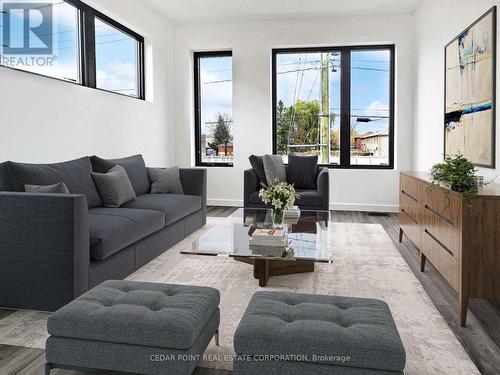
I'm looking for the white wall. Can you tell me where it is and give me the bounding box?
[414,0,500,179]
[173,14,415,211]
[0,0,174,167]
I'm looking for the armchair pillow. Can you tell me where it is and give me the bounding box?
[92,165,136,208]
[25,182,70,194]
[147,167,184,194]
[287,155,319,189]
[248,155,267,187]
[262,155,286,185]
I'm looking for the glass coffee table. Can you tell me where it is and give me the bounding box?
[181,208,332,286]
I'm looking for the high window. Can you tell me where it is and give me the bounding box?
[272,45,394,168]
[194,51,233,167]
[0,0,144,99]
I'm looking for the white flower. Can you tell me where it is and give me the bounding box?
[272,198,283,209]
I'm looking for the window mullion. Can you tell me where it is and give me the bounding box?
[340,49,351,167]
[82,8,96,88]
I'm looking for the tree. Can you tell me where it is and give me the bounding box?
[276,100,336,162]
[208,113,233,156]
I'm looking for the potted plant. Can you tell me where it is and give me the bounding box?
[429,153,478,197]
[259,179,298,229]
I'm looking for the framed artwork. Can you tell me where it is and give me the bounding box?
[445,6,497,168]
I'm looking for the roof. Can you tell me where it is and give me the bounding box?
[355,131,389,139]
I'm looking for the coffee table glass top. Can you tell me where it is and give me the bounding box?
[181,208,333,262]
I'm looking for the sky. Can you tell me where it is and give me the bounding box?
[276,50,391,135]
[0,0,139,97]
[199,55,233,136]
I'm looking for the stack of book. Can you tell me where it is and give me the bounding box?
[284,206,301,221]
[249,228,288,247]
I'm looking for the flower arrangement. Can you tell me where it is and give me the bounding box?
[259,179,298,228]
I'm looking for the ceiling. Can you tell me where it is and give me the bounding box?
[143,0,421,24]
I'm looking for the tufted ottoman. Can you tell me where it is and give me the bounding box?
[234,291,406,375]
[45,280,220,375]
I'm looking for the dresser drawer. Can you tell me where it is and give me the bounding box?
[401,192,422,225]
[400,174,422,204]
[422,185,462,228]
[422,229,460,291]
[422,209,461,261]
[400,210,422,249]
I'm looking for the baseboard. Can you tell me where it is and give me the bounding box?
[208,199,399,213]
[330,203,399,213]
[207,199,244,207]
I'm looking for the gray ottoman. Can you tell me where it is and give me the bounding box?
[45,280,220,375]
[234,291,406,375]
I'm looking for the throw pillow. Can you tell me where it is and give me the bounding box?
[147,167,184,194]
[92,165,136,207]
[25,182,70,194]
[262,154,286,185]
[248,155,267,187]
[287,155,319,189]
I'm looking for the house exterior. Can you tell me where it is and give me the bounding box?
[354,132,389,157]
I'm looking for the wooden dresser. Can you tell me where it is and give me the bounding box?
[399,171,500,326]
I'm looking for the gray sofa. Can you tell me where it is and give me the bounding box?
[0,155,206,311]
[244,166,329,211]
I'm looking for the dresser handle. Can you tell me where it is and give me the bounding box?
[424,205,454,225]
[401,208,418,224]
[424,229,454,256]
[401,190,418,202]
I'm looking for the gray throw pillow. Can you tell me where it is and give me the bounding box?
[263,155,286,185]
[92,165,136,207]
[25,182,70,194]
[147,167,184,194]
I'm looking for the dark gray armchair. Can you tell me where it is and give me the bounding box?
[244,167,329,211]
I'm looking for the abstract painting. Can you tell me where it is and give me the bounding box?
[445,6,496,168]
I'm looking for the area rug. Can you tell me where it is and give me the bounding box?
[0,218,479,374]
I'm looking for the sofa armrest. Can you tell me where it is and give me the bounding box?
[0,192,89,311]
[179,168,207,210]
[244,169,259,207]
[317,167,330,210]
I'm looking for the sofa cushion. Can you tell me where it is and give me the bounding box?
[234,291,406,372]
[92,165,136,208]
[91,155,150,196]
[123,194,202,226]
[88,207,165,260]
[25,182,70,194]
[287,155,318,189]
[8,157,102,208]
[47,280,220,350]
[0,162,15,191]
[249,189,322,207]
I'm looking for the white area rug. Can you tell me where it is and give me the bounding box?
[0,218,479,374]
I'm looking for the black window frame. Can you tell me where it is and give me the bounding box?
[272,44,395,169]
[193,50,233,167]
[0,0,145,100]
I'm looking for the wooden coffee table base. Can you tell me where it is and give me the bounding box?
[233,257,315,287]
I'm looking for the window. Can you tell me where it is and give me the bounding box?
[0,1,80,82]
[0,0,144,99]
[272,45,394,168]
[95,17,141,98]
[194,51,233,167]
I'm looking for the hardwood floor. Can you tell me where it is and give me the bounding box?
[1,207,499,374]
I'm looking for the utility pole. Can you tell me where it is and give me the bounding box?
[320,53,329,164]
